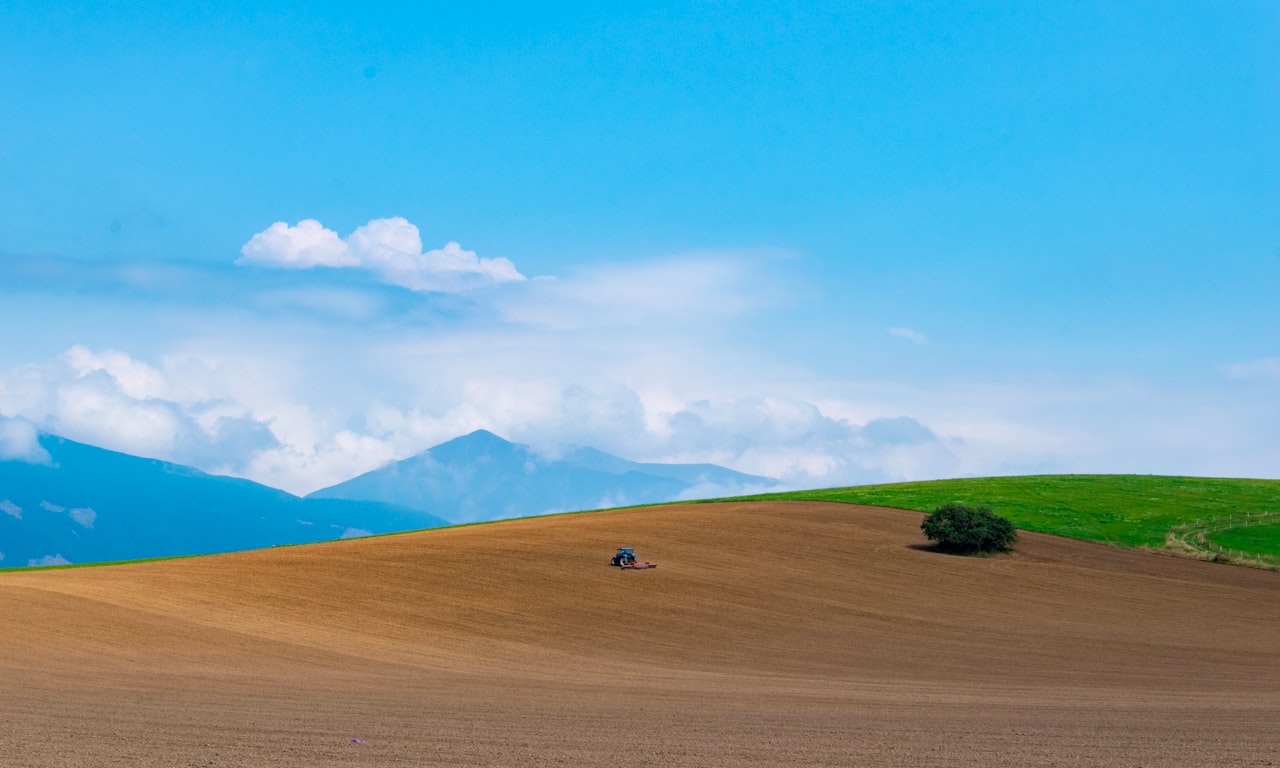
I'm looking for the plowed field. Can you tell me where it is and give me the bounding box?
[3,502,1278,767]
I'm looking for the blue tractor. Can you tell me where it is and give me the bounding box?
[610,547,656,569]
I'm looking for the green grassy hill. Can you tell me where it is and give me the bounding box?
[731,475,1280,564]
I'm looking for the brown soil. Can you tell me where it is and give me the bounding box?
[2,501,1278,767]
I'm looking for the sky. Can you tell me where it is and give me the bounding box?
[1,0,1277,495]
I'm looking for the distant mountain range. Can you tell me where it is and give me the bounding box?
[308,429,779,523]
[1,430,778,566]
[0,435,447,567]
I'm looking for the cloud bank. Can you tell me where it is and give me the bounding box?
[5,228,1276,496]
[0,339,964,495]
[239,217,525,293]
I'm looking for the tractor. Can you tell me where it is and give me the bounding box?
[610,547,656,569]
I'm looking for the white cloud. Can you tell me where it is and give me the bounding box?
[4,346,324,490]
[39,500,65,513]
[2,334,969,493]
[6,234,1277,501]
[238,219,357,268]
[51,371,188,458]
[62,345,167,400]
[5,333,1278,498]
[0,301,1071,495]
[888,327,927,345]
[632,397,959,487]
[242,427,398,500]
[0,416,51,464]
[69,507,97,528]
[239,217,525,293]
[28,554,71,567]
[0,500,21,519]
[352,383,961,491]
[346,217,423,263]
[2,346,298,470]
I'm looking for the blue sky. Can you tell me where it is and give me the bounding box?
[2,1,1277,493]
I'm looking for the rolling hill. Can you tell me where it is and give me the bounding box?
[749,474,1280,564]
[2,500,1277,766]
[0,434,449,566]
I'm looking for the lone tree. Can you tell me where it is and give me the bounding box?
[921,502,1017,554]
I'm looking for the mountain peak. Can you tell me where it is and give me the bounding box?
[432,429,511,448]
[460,429,507,443]
[426,429,520,465]
[311,431,781,524]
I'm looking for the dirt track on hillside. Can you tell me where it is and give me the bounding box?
[3,501,1278,767]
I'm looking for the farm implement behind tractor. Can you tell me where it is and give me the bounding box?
[610,547,657,570]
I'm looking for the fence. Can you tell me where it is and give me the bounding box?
[1166,511,1280,568]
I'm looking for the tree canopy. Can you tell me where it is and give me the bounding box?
[921,502,1017,554]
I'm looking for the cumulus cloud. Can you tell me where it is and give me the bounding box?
[39,500,65,513]
[9,358,188,460]
[28,554,71,567]
[0,416,51,464]
[243,427,398,499]
[0,344,404,493]
[239,217,525,293]
[888,327,927,345]
[1,500,21,519]
[238,219,357,268]
[62,345,167,400]
[0,346,283,474]
[643,396,958,487]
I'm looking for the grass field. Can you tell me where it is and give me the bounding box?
[733,474,1280,558]
[1206,521,1280,561]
